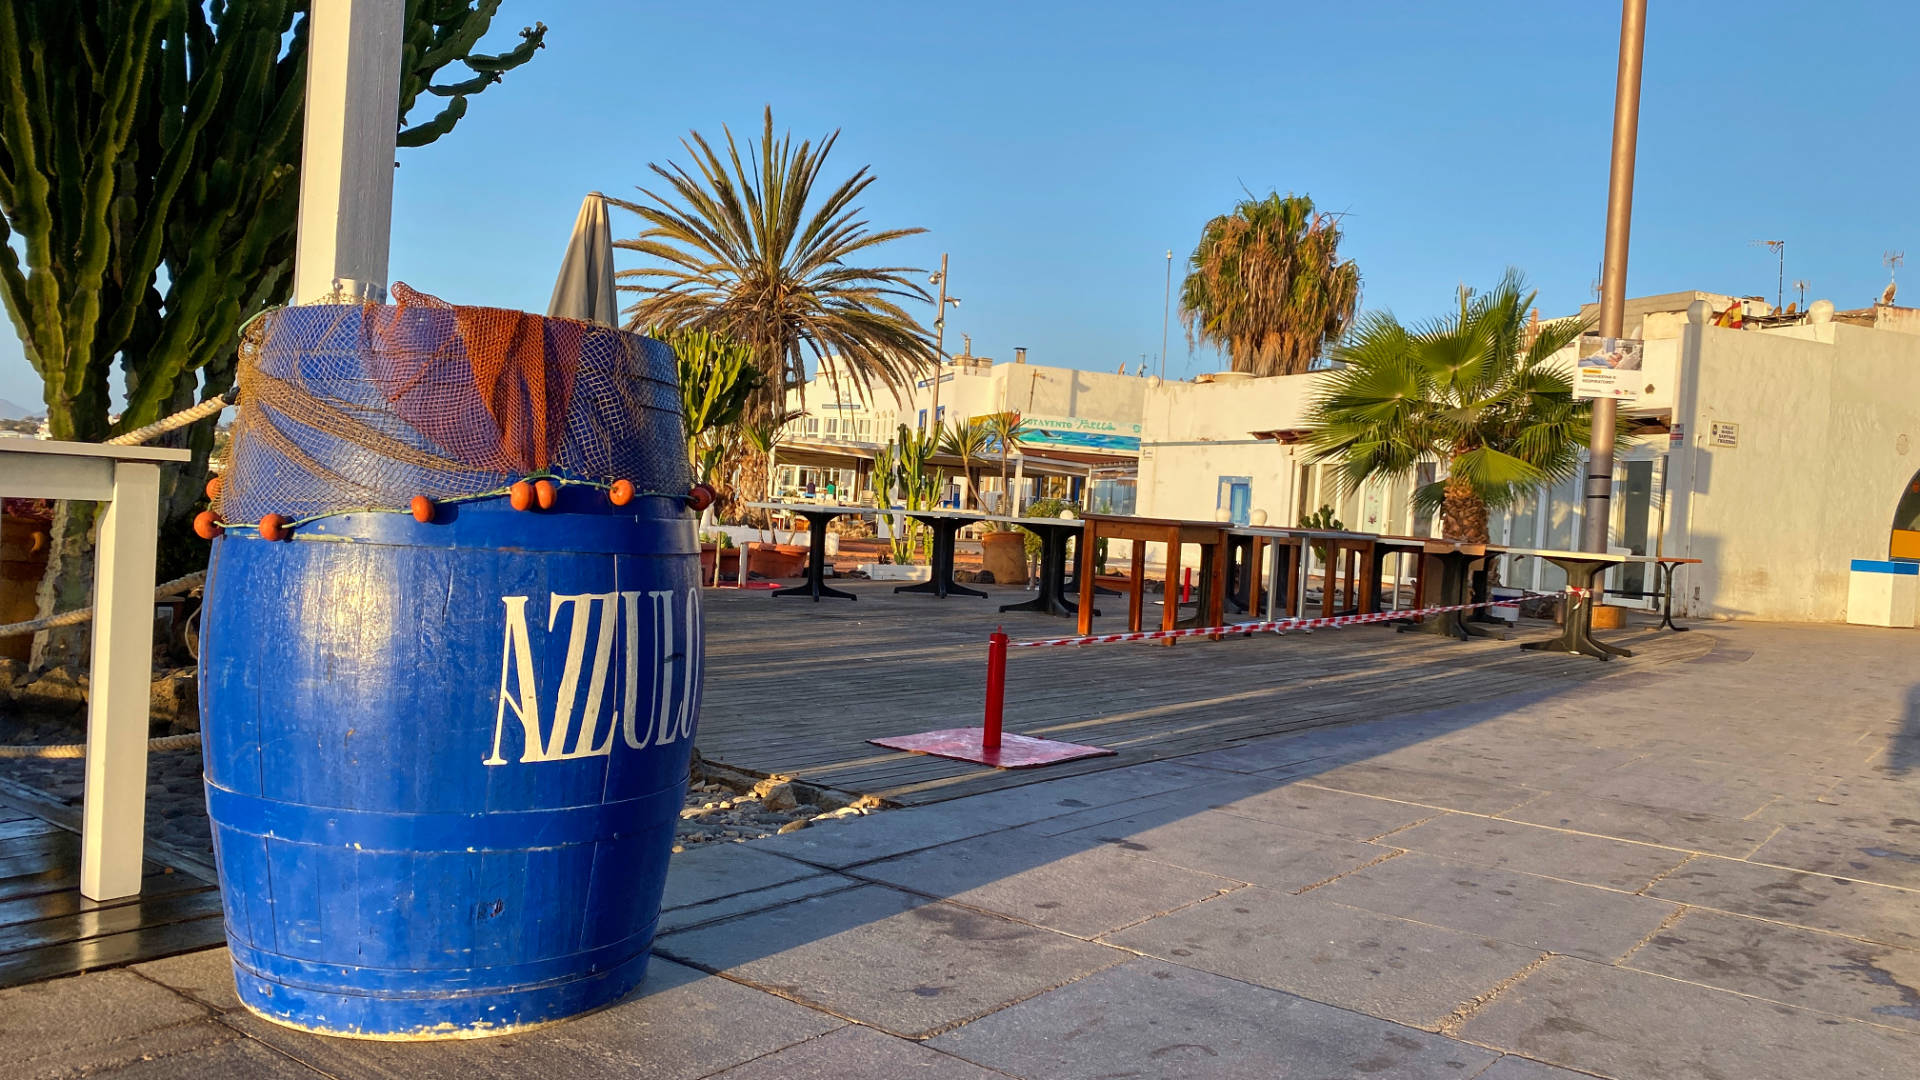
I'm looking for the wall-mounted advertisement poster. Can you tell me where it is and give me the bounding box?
[1574,335,1645,402]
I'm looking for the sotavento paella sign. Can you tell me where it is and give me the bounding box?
[1573,335,1645,402]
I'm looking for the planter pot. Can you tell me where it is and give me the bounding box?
[699,544,743,584]
[747,542,808,579]
[980,531,1027,585]
[1591,603,1628,630]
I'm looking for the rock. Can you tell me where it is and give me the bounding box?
[776,819,809,834]
[0,657,28,690]
[151,672,199,732]
[756,781,799,812]
[19,665,88,711]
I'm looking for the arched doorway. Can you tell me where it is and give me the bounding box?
[1892,468,1920,560]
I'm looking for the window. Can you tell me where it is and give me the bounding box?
[1216,476,1252,526]
[917,408,928,432]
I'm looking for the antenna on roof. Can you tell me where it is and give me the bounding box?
[1792,278,1809,309]
[1749,240,1785,310]
[1885,252,1904,307]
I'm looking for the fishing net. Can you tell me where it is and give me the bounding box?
[215,284,689,525]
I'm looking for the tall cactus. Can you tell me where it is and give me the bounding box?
[0,1,546,667]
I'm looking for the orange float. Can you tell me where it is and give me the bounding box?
[686,483,716,512]
[205,475,223,501]
[608,479,635,506]
[509,481,534,511]
[535,479,557,510]
[258,514,288,541]
[194,511,223,539]
[410,495,435,523]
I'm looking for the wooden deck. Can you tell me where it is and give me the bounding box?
[697,580,1715,804]
[0,792,223,990]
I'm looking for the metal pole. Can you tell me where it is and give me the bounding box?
[982,629,1008,751]
[1160,250,1173,380]
[1580,0,1648,554]
[930,252,949,433]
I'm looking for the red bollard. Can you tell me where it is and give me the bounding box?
[1182,567,1193,604]
[982,629,1009,752]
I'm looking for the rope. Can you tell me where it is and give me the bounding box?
[0,571,206,638]
[1007,592,1565,649]
[106,391,235,446]
[0,732,201,759]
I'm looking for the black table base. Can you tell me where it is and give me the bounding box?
[1520,561,1633,660]
[1656,561,1688,631]
[895,517,987,599]
[773,511,856,602]
[1397,552,1502,640]
[1000,524,1095,618]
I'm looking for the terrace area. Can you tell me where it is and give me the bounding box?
[3,587,1918,1079]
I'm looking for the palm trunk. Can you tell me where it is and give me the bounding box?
[1438,473,1490,544]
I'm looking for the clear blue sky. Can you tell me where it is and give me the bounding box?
[4,0,1917,410]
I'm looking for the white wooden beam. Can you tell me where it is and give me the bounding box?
[293,0,405,305]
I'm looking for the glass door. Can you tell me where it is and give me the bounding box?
[1605,456,1663,608]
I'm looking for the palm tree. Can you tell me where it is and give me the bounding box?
[982,411,1033,514]
[938,418,992,509]
[611,108,937,416]
[1303,271,1610,543]
[1180,192,1360,376]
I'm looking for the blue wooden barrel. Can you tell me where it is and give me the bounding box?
[199,304,701,1038]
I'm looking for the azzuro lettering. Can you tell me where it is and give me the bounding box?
[484,588,701,765]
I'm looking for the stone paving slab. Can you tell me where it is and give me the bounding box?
[1009,775,1278,837]
[1645,856,1920,950]
[704,1025,1008,1079]
[90,1034,328,1079]
[0,968,212,1079]
[1295,763,1540,815]
[1047,807,1385,891]
[1460,955,1920,1080]
[1748,819,1920,890]
[1499,790,1779,857]
[1566,756,1818,819]
[225,957,844,1080]
[654,883,1123,1039]
[1102,885,1541,1029]
[131,947,243,1013]
[1472,1056,1595,1079]
[1213,781,1438,841]
[660,844,828,911]
[930,957,1499,1079]
[937,760,1253,829]
[850,827,1239,938]
[752,806,1007,870]
[1308,851,1678,962]
[658,873,862,935]
[1385,812,1692,892]
[1620,908,1920,1032]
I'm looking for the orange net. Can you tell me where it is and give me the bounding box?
[217,284,688,525]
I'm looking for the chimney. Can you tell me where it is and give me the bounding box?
[1014,347,1027,364]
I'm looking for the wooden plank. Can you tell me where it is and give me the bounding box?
[0,914,227,990]
[0,888,223,955]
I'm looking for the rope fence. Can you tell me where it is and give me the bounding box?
[1004,591,1578,649]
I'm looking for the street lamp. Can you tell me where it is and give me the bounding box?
[928,254,961,431]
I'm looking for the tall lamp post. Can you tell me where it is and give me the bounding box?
[927,254,960,432]
[1160,249,1173,380]
[1581,0,1648,554]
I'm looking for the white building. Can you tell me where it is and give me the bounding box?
[775,348,1148,511]
[1135,290,1920,622]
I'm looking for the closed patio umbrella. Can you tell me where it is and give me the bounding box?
[546,191,618,326]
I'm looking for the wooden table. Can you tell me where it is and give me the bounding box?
[1653,557,1702,631]
[745,502,871,602]
[0,438,190,901]
[1504,546,1660,660]
[1232,526,1380,622]
[1391,539,1501,640]
[1078,514,1228,642]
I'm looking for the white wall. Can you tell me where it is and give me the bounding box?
[1136,374,1316,523]
[1668,305,1920,621]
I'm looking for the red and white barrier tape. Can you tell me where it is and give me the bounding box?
[1009,590,1576,649]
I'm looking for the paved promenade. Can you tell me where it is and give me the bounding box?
[5,619,1918,1078]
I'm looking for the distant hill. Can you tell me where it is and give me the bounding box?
[0,398,41,420]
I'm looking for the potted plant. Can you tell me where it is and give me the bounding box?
[978,518,1027,585]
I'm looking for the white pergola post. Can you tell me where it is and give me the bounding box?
[292,0,405,304]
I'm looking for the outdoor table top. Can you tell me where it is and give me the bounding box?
[1229,524,1381,542]
[1501,545,1659,564]
[745,501,875,516]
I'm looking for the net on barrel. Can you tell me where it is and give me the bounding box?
[216,284,689,525]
